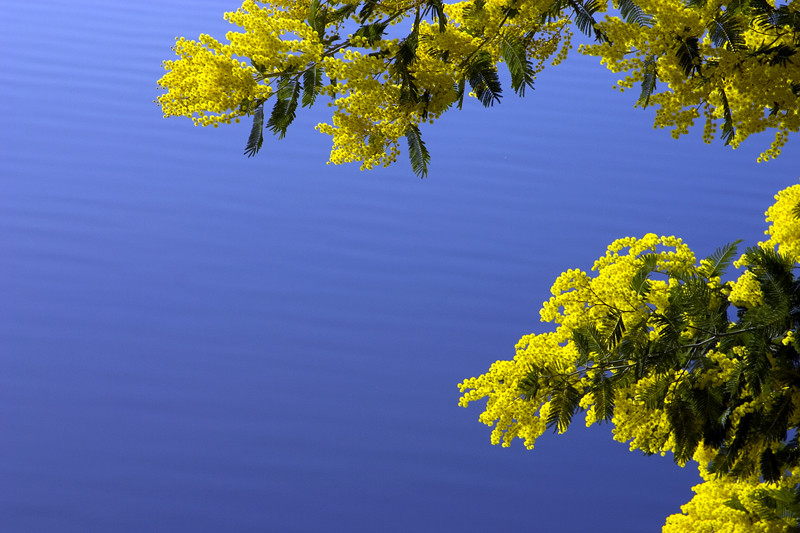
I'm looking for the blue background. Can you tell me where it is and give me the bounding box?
[1,1,797,531]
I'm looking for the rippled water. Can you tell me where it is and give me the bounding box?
[1,1,797,531]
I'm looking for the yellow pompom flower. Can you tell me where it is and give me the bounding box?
[760,182,800,262]
[728,270,764,308]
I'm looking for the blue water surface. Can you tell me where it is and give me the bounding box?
[1,1,797,532]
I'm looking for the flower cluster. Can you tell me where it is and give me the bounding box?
[760,182,800,261]
[157,0,570,170]
[460,184,800,532]
[579,0,799,161]
[664,449,800,533]
[460,233,698,453]
[728,269,765,307]
[157,35,271,127]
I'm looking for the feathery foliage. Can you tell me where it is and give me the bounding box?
[159,0,799,173]
[500,36,536,96]
[466,51,503,106]
[404,123,430,178]
[244,107,264,158]
[459,184,800,532]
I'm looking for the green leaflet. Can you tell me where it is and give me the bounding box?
[708,10,746,51]
[591,373,616,423]
[607,312,626,349]
[637,55,657,107]
[636,372,673,410]
[750,43,797,67]
[667,396,702,465]
[307,0,326,40]
[463,0,486,24]
[404,123,430,178]
[354,20,390,45]
[301,66,324,108]
[760,448,782,483]
[674,35,701,77]
[465,51,502,106]
[719,85,736,144]
[455,78,467,109]
[423,0,447,32]
[567,0,609,42]
[392,29,421,107]
[328,2,358,23]
[629,268,652,297]
[749,486,800,522]
[357,0,379,23]
[546,378,582,433]
[698,240,740,279]
[573,325,613,360]
[519,366,541,401]
[243,107,264,158]
[267,77,301,139]
[500,36,535,96]
[617,0,652,26]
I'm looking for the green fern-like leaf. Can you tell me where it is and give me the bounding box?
[686,384,726,447]
[354,20,389,45]
[618,0,652,26]
[638,55,658,107]
[699,240,741,279]
[675,35,701,77]
[307,0,326,39]
[749,43,797,67]
[500,36,535,96]
[608,312,625,349]
[357,0,379,22]
[243,107,264,158]
[592,374,616,422]
[708,11,746,51]
[466,51,503,106]
[637,372,673,409]
[301,65,324,108]
[329,2,358,23]
[568,0,609,42]
[266,78,301,138]
[393,30,421,106]
[424,0,447,32]
[667,396,701,464]
[747,487,800,521]
[718,86,735,145]
[572,325,612,359]
[762,392,794,444]
[630,268,652,298]
[405,123,430,178]
[519,366,541,400]
[455,77,467,109]
[547,379,582,433]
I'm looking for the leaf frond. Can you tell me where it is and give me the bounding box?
[699,240,741,279]
[405,123,430,178]
[718,86,735,145]
[618,0,652,26]
[501,36,536,96]
[638,55,658,107]
[675,35,701,77]
[243,107,264,158]
[465,51,503,106]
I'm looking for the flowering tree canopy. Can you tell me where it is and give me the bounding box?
[157,0,799,176]
[459,183,800,532]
